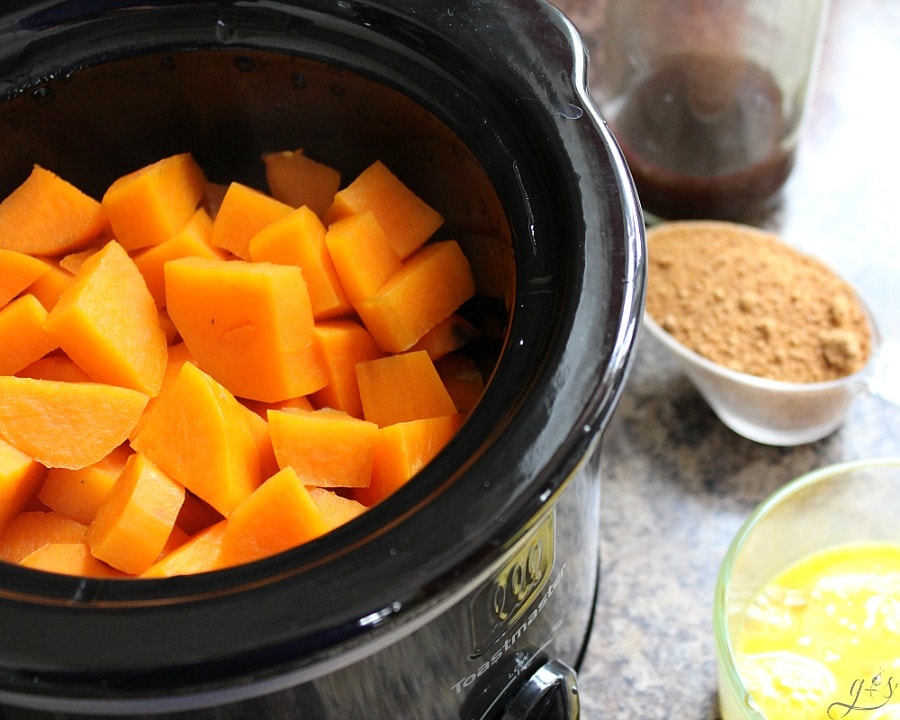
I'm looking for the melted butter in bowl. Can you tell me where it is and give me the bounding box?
[715,459,900,720]
[735,542,900,720]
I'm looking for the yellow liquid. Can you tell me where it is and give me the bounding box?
[734,542,900,720]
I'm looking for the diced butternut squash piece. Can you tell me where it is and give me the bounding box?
[0,511,88,564]
[241,395,314,418]
[175,492,223,536]
[410,313,479,361]
[268,408,378,488]
[0,437,47,534]
[324,211,401,304]
[0,249,50,309]
[101,153,207,252]
[353,413,465,506]
[210,182,293,260]
[85,452,185,575]
[165,256,326,402]
[157,308,179,345]
[0,294,59,376]
[21,491,50,513]
[58,248,97,274]
[262,149,341,218]
[128,341,196,441]
[0,376,149,470]
[161,341,195,380]
[248,205,352,319]
[309,319,384,418]
[356,350,457,427]
[308,487,367,530]
[16,353,92,383]
[43,240,168,396]
[159,524,190,558]
[0,165,108,256]
[130,362,261,517]
[140,520,227,578]
[325,160,443,259]
[239,402,279,481]
[38,444,132,526]
[26,261,72,311]
[203,181,229,218]
[20,542,124,578]
[436,353,486,414]
[355,240,475,353]
[217,466,329,567]
[132,207,225,307]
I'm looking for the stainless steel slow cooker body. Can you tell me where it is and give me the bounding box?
[0,1,645,718]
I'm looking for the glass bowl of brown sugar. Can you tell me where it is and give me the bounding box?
[643,220,881,446]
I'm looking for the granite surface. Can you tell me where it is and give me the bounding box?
[548,0,900,717]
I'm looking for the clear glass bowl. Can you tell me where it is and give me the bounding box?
[643,300,881,446]
[714,458,900,720]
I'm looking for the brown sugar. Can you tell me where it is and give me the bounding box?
[645,221,872,383]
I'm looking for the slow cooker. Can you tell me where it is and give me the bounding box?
[0,1,645,718]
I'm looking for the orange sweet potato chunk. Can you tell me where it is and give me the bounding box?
[20,542,125,578]
[325,211,401,305]
[248,205,352,319]
[26,261,72,311]
[130,362,261,517]
[165,256,326,402]
[0,511,88,564]
[325,160,443,259]
[356,350,458,427]
[132,207,225,307]
[353,413,465,506]
[175,492,223,536]
[38,444,132,526]
[262,149,341,218]
[0,294,59,376]
[242,394,314,419]
[58,248,97,275]
[43,240,168,396]
[210,182,293,260]
[0,165,108,256]
[16,353,92,383]
[86,452,185,575]
[355,240,475,353]
[268,408,378,488]
[159,524,190,558]
[140,520,227,578]
[309,319,384,418]
[308,487,367,530]
[204,181,229,219]
[101,152,207,252]
[0,437,47,534]
[436,353,485,414]
[410,313,479,361]
[238,402,279,481]
[0,249,50,309]
[0,376,149,470]
[217,466,330,567]
[128,342,196,441]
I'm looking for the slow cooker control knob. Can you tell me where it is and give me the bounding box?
[500,658,580,720]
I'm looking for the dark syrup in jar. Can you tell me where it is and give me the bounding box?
[610,52,794,221]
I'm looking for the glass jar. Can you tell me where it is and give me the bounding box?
[593,0,830,222]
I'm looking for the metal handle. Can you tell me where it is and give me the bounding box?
[500,658,580,720]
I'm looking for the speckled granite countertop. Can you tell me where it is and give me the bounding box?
[549,0,900,716]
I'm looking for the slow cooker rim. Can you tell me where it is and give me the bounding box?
[0,0,645,704]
